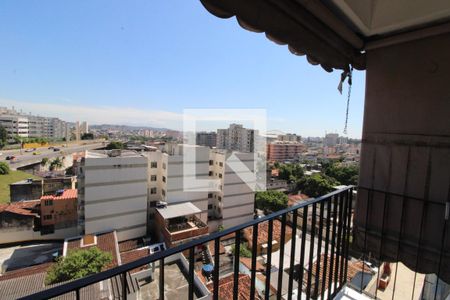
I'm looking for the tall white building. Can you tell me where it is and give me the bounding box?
[80,121,89,135]
[148,144,255,232]
[0,115,29,142]
[78,150,148,242]
[324,133,339,147]
[216,124,257,153]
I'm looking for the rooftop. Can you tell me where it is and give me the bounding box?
[40,189,77,201]
[156,202,201,220]
[206,273,262,300]
[0,200,40,217]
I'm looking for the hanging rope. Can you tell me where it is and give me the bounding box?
[343,67,353,135]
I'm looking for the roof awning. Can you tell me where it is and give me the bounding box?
[156,202,201,219]
[199,0,366,72]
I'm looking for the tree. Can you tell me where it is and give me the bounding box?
[323,163,359,185]
[0,125,7,149]
[255,190,288,213]
[278,163,304,182]
[0,162,10,175]
[81,133,94,140]
[105,141,124,150]
[49,157,63,171]
[45,247,112,285]
[41,157,49,166]
[231,242,252,258]
[296,174,336,198]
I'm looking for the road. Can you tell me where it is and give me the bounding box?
[0,142,104,169]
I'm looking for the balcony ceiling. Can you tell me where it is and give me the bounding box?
[329,0,450,37]
[199,0,450,72]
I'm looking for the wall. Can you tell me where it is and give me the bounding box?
[355,32,450,279]
[0,226,78,244]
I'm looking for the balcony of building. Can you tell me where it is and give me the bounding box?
[156,202,209,248]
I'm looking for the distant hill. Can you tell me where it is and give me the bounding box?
[90,124,173,132]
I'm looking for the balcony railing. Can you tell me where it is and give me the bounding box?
[19,187,354,300]
[20,186,445,300]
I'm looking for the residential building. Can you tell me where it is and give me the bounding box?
[40,189,78,231]
[80,121,89,135]
[0,201,39,231]
[0,114,28,142]
[196,131,217,148]
[216,124,256,153]
[324,133,339,147]
[10,176,77,202]
[278,133,301,143]
[77,150,148,241]
[207,150,256,230]
[266,141,305,162]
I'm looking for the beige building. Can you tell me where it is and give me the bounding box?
[267,141,305,162]
[77,150,148,242]
[216,123,256,153]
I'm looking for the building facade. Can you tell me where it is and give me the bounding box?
[195,131,217,148]
[77,150,148,242]
[40,189,78,230]
[266,141,305,162]
[216,124,256,153]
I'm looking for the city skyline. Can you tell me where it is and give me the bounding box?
[0,1,365,138]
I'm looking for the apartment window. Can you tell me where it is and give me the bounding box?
[209,160,213,166]
[44,200,53,206]
[209,171,213,176]
[218,196,222,201]
[208,193,213,198]
[162,162,166,170]
[151,175,157,181]
[150,201,157,208]
[150,188,157,194]
[208,204,213,209]
[44,215,52,220]
[219,173,222,178]
[162,189,166,197]
[151,162,157,168]
[219,162,223,167]
[162,176,166,183]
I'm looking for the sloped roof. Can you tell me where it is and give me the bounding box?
[41,189,77,201]
[0,200,39,217]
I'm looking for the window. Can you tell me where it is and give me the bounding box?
[151,162,157,168]
[150,188,157,194]
[208,204,213,209]
[218,196,222,201]
[208,193,213,198]
[150,201,157,207]
[162,189,166,196]
[209,171,213,176]
[219,162,223,167]
[162,176,166,183]
[219,173,222,178]
[151,175,157,181]
[209,160,213,166]
[44,200,53,206]
[44,215,52,220]
[162,162,166,170]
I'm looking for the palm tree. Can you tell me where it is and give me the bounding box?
[50,157,63,171]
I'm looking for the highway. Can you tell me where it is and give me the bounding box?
[0,142,104,169]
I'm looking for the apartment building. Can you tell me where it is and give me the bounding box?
[148,144,255,232]
[216,124,256,153]
[208,150,255,230]
[266,141,305,162]
[77,150,148,242]
[324,133,339,147]
[278,133,301,143]
[0,107,68,141]
[0,115,29,142]
[40,189,78,231]
[195,131,217,148]
[147,144,210,224]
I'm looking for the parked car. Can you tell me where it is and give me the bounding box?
[48,146,54,149]
[25,148,36,153]
[5,155,16,160]
[53,148,60,152]
[33,152,41,155]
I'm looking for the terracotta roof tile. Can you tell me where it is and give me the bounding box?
[239,257,265,272]
[0,262,53,282]
[41,189,77,201]
[207,273,262,300]
[118,239,141,253]
[0,200,40,217]
[243,219,293,248]
[120,248,150,274]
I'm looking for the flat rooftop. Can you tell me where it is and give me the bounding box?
[156,202,201,220]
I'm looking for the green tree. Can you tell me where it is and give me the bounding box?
[49,157,63,171]
[231,242,252,258]
[0,125,7,149]
[296,174,336,198]
[278,164,304,182]
[81,133,94,140]
[41,157,49,167]
[105,141,124,150]
[0,162,10,175]
[45,247,112,285]
[255,190,289,213]
[323,164,359,185]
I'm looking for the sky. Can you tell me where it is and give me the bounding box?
[0,1,366,138]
